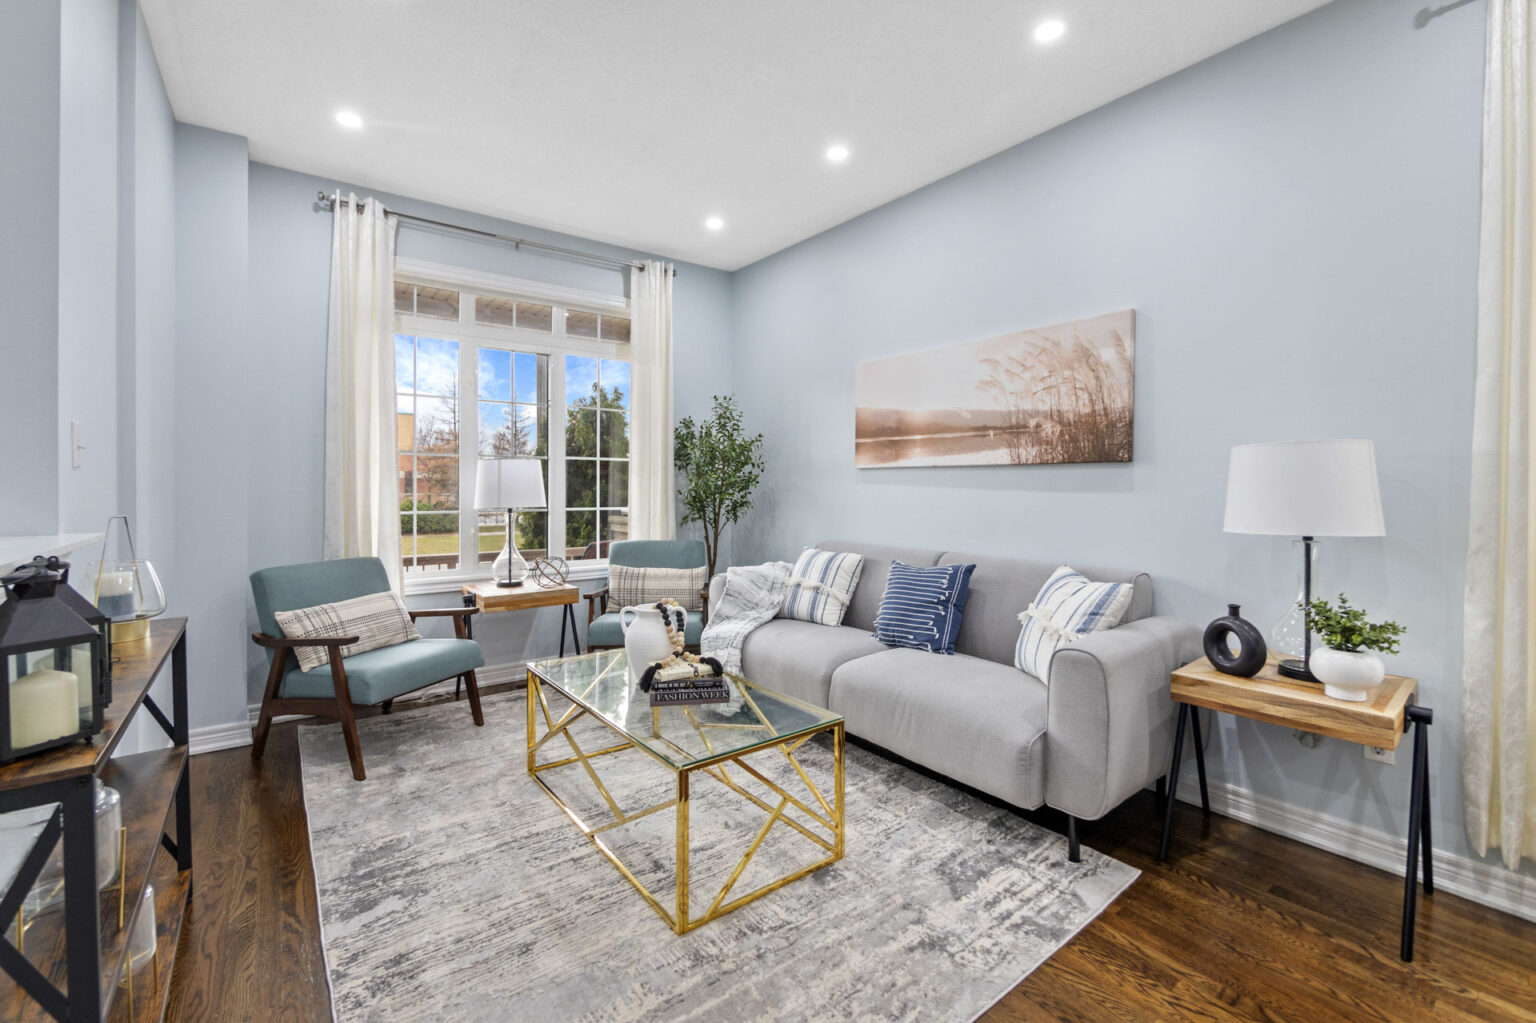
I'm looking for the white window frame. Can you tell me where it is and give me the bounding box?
[394,258,632,595]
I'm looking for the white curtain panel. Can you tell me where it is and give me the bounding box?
[1463,0,1536,870]
[323,194,403,590]
[628,259,676,539]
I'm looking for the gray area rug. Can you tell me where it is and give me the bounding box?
[298,691,1138,1023]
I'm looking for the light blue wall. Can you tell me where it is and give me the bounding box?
[174,125,252,730]
[0,1,61,535]
[731,0,1501,869]
[240,162,735,712]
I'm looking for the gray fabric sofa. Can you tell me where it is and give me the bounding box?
[709,540,1201,860]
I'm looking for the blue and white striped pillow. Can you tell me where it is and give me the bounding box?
[1014,566,1134,683]
[873,561,976,655]
[781,549,865,626]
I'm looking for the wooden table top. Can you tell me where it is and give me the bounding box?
[0,616,186,791]
[1171,654,1418,751]
[462,580,579,612]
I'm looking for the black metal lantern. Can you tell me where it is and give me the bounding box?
[0,559,105,763]
[12,556,113,707]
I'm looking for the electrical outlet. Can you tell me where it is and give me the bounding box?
[1364,745,1395,765]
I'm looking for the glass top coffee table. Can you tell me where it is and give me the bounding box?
[525,649,845,934]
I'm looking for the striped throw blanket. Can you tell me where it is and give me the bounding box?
[701,561,792,675]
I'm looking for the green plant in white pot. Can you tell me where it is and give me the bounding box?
[1304,595,1406,702]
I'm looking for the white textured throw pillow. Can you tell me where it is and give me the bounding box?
[275,591,422,672]
[610,564,707,612]
[781,549,864,626]
[1014,566,1134,683]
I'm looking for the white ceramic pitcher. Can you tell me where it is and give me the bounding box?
[619,604,685,684]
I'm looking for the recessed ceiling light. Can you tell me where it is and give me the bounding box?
[826,144,850,164]
[704,216,724,231]
[335,109,363,129]
[1033,19,1066,43]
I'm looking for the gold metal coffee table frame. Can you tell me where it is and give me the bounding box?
[525,654,845,935]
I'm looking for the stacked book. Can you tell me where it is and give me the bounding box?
[648,676,731,707]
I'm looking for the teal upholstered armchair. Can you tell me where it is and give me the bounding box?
[585,539,709,650]
[249,557,485,781]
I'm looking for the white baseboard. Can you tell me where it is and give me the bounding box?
[1173,774,1536,925]
[187,660,532,756]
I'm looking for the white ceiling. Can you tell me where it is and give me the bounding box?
[140,0,1333,271]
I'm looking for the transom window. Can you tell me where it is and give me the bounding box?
[392,266,632,581]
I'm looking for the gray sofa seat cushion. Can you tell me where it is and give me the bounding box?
[829,648,1048,809]
[816,541,944,632]
[937,551,1152,667]
[740,620,887,708]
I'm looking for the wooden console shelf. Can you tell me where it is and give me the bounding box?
[0,618,192,1023]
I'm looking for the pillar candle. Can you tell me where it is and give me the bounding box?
[10,669,79,749]
[95,571,136,620]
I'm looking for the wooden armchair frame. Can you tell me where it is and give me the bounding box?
[251,605,482,781]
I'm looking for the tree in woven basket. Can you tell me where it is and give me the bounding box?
[674,395,765,579]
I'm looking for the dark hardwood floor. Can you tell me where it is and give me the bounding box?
[165,695,1536,1022]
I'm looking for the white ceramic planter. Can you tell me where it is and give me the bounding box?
[620,605,678,685]
[1310,647,1385,702]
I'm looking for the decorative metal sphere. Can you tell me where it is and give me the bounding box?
[532,556,569,588]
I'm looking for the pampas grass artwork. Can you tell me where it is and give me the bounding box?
[854,310,1135,468]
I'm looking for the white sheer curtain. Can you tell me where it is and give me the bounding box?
[628,259,676,539]
[323,193,403,589]
[1463,0,1535,870]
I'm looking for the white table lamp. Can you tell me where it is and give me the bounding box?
[474,459,546,587]
[1223,439,1385,681]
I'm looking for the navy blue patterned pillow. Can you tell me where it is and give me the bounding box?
[873,561,977,655]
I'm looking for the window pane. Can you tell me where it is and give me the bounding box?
[600,316,631,342]
[397,453,415,498]
[514,352,547,405]
[413,456,458,508]
[478,348,512,401]
[414,397,459,453]
[475,296,516,328]
[600,460,628,508]
[476,510,505,567]
[516,405,547,457]
[601,359,631,409]
[516,302,552,332]
[396,399,413,452]
[414,286,459,320]
[395,335,414,391]
[566,459,596,508]
[515,510,548,560]
[566,510,596,559]
[400,526,415,568]
[601,510,630,546]
[599,410,628,458]
[415,337,459,396]
[478,402,512,457]
[567,309,599,339]
[565,355,598,406]
[413,508,459,570]
[568,408,597,457]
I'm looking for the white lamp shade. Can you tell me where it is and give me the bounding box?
[1223,440,1385,537]
[474,458,546,510]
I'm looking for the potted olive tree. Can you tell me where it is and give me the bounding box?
[1304,594,1406,702]
[675,395,765,579]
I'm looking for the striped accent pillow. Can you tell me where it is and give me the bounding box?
[873,561,976,655]
[1014,566,1134,683]
[781,549,865,626]
[274,590,422,672]
[610,564,707,612]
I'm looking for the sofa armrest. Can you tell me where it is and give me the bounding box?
[1044,615,1202,821]
[707,574,727,615]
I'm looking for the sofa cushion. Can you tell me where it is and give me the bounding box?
[816,541,944,633]
[590,611,704,649]
[281,637,484,705]
[274,590,421,671]
[873,561,976,654]
[829,648,1048,809]
[1014,566,1134,682]
[781,549,864,626]
[739,620,887,708]
[937,551,1151,666]
[610,564,707,612]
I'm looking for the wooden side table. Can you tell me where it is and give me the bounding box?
[461,580,583,659]
[1158,655,1434,962]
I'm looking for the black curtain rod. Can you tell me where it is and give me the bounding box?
[315,191,659,275]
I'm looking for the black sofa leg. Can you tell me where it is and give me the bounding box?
[1066,815,1081,863]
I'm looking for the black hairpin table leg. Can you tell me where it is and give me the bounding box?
[1401,704,1434,962]
[1158,703,1191,862]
